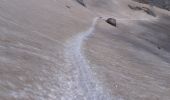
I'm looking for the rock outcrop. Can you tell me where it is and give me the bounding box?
[128,5,156,17]
[133,0,170,11]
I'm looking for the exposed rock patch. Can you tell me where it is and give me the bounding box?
[128,5,142,10]
[66,5,71,9]
[128,5,156,17]
[133,0,170,11]
[76,0,86,7]
[142,7,156,16]
[105,18,117,27]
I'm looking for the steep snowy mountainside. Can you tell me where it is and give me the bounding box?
[0,0,170,100]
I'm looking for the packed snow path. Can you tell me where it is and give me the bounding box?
[64,17,112,100]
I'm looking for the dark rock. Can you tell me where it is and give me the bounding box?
[133,0,149,4]
[76,0,86,7]
[128,5,156,17]
[141,7,156,17]
[106,18,117,27]
[128,5,142,10]
[133,0,170,11]
[66,5,71,9]
[157,46,161,49]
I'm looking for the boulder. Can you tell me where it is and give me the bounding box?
[106,18,117,27]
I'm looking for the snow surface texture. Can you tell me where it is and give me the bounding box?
[0,0,170,100]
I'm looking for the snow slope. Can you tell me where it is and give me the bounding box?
[0,0,170,100]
